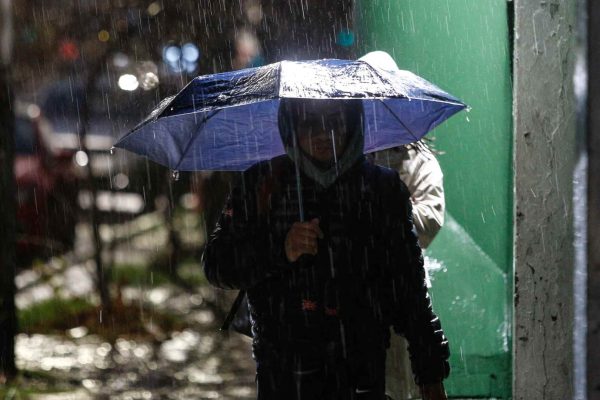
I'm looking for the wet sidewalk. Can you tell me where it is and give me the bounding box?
[11,210,256,399]
[16,327,255,399]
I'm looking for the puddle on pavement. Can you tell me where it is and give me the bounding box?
[16,325,255,399]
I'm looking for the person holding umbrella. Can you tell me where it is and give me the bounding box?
[203,98,450,400]
[114,54,466,400]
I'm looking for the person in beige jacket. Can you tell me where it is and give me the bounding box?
[376,143,445,249]
[375,143,445,400]
[360,51,446,400]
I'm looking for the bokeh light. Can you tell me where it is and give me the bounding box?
[181,43,200,63]
[163,45,181,64]
[336,29,355,47]
[147,2,162,16]
[112,52,130,68]
[74,150,89,167]
[58,40,79,61]
[162,43,199,75]
[98,30,110,42]
[118,74,139,91]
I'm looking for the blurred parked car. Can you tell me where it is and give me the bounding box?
[39,77,187,220]
[14,101,85,262]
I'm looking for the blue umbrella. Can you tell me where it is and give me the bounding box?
[114,56,467,174]
[114,54,467,330]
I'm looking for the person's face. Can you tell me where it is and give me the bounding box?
[293,101,350,163]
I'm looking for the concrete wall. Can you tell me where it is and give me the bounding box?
[587,1,600,398]
[513,1,577,399]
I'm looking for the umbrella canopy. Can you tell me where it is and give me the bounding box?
[114,57,466,172]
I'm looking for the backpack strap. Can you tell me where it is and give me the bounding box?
[220,289,247,332]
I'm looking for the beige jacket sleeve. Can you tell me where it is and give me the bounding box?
[375,144,445,248]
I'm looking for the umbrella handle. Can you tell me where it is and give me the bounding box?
[294,161,305,222]
[291,127,305,222]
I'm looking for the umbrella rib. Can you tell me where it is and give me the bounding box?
[377,99,421,143]
[362,61,397,96]
[363,59,438,143]
[362,60,466,106]
[173,110,220,171]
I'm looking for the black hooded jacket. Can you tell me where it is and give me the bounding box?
[203,154,450,386]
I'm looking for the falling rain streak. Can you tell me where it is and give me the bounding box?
[0,1,535,399]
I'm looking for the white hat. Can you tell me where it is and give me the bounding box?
[358,51,399,72]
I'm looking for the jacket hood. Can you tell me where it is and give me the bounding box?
[278,99,364,188]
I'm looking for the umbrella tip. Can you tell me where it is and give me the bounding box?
[172,170,180,181]
[109,146,115,155]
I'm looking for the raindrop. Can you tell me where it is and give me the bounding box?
[109,146,115,155]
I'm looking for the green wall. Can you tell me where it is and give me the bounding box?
[356,1,513,398]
